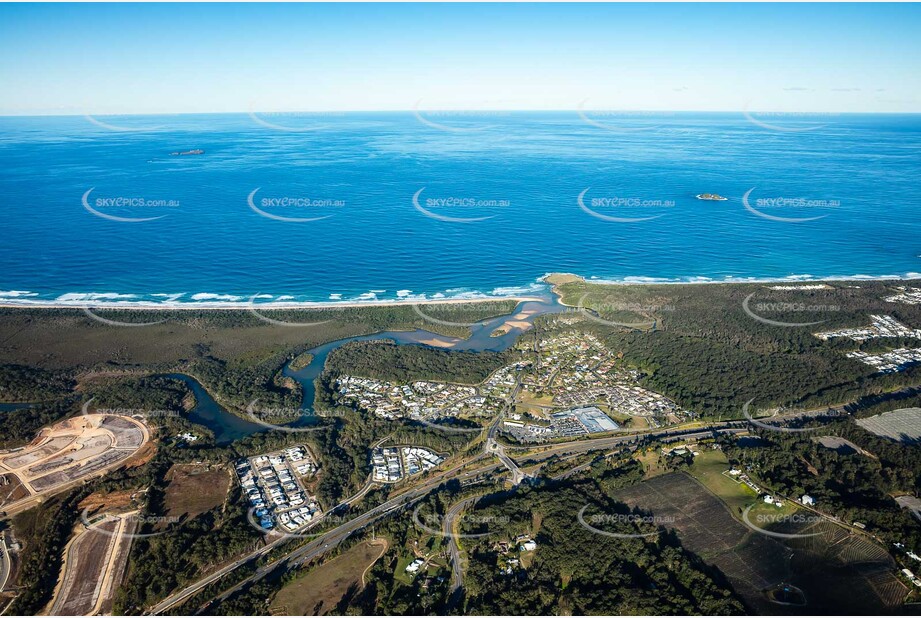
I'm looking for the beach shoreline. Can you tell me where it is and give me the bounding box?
[542,272,921,287]
[1,271,920,311]
[0,295,545,311]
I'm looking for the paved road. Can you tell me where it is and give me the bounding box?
[150,423,748,614]
[194,464,501,614]
[444,496,480,594]
[150,452,492,614]
[0,536,10,594]
[489,439,526,484]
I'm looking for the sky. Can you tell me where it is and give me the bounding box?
[1,2,920,115]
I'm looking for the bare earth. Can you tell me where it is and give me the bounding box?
[48,512,136,615]
[0,414,149,515]
[270,538,388,615]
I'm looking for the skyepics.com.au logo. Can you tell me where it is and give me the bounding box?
[243,399,341,434]
[84,114,166,132]
[576,293,673,329]
[411,302,489,329]
[412,504,509,539]
[577,188,674,223]
[742,188,840,223]
[412,188,509,223]
[247,105,341,132]
[742,292,839,328]
[741,399,841,434]
[246,293,334,327]
[742,102,838,133]
[80,509,181,539]
[577,99,673,133]
[81,398,180,421]
[412,100,509,133]
[577,505,674,538]
[247,188,344,222]
[81,305,169,328]
[82,188,179,223]
[740,504,825,539]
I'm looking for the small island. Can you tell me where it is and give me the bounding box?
[696,193,728,201]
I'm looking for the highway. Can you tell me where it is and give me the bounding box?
[186,461,504,614]
[444,496,480,594]
[149,452,492,614]
[150,422,748,614]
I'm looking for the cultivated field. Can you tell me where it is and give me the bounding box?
[856,407,921,442]
[270,539,388,615]
[687,449,758,514]
[614,472,904,614]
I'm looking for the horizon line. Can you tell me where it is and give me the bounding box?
[3,109,921,119]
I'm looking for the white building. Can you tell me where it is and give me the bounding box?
[405,558,425,573]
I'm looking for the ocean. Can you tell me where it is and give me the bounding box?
[0,111,919,306]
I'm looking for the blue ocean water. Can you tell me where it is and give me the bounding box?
[0,111,919,306]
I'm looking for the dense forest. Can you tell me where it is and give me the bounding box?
[0,397,77,449]
[114,443,264,613]
[460,469,744,615]
[0,363,74,402]
[719,424,921,550]
[323,340,515,385]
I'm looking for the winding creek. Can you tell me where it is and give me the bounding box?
[170,293,567,444]
[0,402,34,412]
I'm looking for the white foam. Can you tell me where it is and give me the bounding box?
[573,273,921,286]
[489,282,545,296]
[0,290,38,298]
[6,271,921,309]
[56,292,137,301]
[190,293,243,302]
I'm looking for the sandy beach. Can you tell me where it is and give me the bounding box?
[0,295,545,311]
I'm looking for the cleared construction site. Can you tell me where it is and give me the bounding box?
[0,414,149,515]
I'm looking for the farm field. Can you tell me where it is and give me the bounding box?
[686,449,758,515]
[270,539,388,615]
[613,472,903,614]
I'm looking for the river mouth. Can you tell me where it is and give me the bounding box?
[170,293,566,443]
